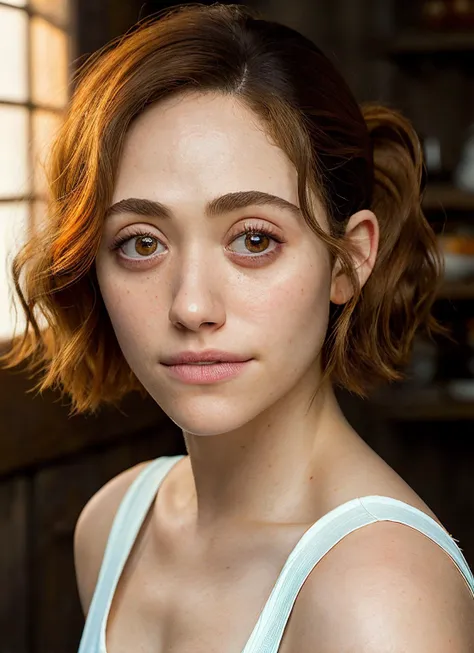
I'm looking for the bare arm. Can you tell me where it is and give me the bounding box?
[286,521,474,652]
[73,460,152,616]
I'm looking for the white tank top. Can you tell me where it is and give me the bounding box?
[78,455,474,653]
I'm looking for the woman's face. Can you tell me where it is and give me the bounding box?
[95,91,334,435]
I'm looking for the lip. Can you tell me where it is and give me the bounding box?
[163,360,252,384]
[161,349,252,365]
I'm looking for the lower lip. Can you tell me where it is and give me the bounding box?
[162,360,251,384]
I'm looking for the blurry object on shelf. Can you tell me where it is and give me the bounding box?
[404,334,439,387]
[438,232,474,281]
[446,378,474,399]
[451,0,474,25]
[422,0,474,29]
[368,322,474,418]
[422,0,451,29]
[423,135,443,179]
[454,124,474,192]
[442,252,474,282]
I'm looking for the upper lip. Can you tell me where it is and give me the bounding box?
[162,349,252,365]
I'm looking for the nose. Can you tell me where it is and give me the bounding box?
[168,253,226,332]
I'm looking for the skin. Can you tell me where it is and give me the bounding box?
[94,89,380,544]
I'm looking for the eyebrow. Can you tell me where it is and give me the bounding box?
[105,190,303,222]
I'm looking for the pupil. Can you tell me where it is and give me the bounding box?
[246,233,268,252]
[136,236,157,255]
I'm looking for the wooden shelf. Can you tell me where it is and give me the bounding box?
[437,278,474,300]
[370,385,474,421]
[388,31,474,56]
[422,184,474,300]
[423,184,474,213]
[376,399,474,421]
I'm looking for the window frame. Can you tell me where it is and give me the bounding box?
[0,0,75,203]
[0,0,75,341]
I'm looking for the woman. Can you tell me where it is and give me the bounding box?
[2,3,473,651]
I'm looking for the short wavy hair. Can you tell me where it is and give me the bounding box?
[1,2,448,415]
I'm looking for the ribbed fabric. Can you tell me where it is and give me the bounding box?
[78,455,474,653]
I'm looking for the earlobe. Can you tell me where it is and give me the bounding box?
[330,254,354,304]
[329,209,379,305]
[330,271,353,305]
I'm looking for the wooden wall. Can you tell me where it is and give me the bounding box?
[0,357,185,652]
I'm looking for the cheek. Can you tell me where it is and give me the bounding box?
[245,261,331,355]
[96,268,166,360]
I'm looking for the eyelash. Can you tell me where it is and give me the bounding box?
[110,229,159,252]
[109,221,284,262]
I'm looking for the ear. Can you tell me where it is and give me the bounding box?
[330,209,379,305]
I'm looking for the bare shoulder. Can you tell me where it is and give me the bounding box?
[286,520,474,652]
[73,459,153,617]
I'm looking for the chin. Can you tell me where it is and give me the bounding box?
[152,393,264,436]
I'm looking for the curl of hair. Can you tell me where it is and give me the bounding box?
[0,2,449,415]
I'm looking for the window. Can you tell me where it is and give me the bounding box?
[0,0,72,341]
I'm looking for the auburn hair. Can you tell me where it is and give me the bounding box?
[0,2,448,415]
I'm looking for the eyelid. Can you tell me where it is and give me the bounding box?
[110,217,284,241]
[108,225,163,251]
[230,218,285,238]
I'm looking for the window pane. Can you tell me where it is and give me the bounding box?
[31,17,69,108]
[0,105,30,196]
[31,0,68,25]
[31,200,47,234]
[0,202,30,342]
[0,7,28,102]
[32,110,63,195]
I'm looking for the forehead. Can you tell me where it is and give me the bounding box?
[112,91,298,204]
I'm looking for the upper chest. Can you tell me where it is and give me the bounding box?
[104,517,315,653]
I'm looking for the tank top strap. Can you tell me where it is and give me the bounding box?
[242,495,474,653]
[78,454,185,653]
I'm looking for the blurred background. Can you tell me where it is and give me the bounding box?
[1,0,474,651]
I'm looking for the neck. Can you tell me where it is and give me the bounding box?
[168,379,354,538]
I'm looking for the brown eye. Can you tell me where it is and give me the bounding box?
[134,235,158,256]
[244,232,271,254]
[228,222,282,258]
[110,230,163,259]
